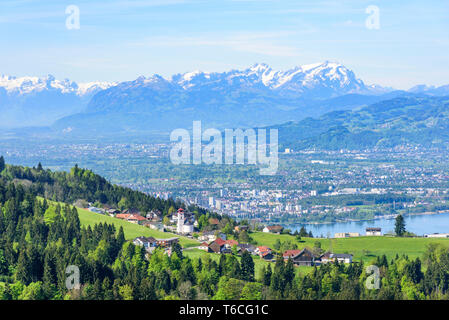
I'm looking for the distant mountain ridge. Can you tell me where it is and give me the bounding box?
[272,95,449,150]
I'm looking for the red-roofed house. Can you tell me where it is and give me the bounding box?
[199,242,209,251]
[209,238,229,254]
[225,239,239,247]
[256,246,272,257]
[116,213,130,220]
[283,248,318,266]
[127,214,147,225]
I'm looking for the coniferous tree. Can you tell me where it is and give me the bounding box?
[240,251,255,282]
[395,214,406,236]
[0,156,5,172]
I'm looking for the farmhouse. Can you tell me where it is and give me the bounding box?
[198,231,226,242]
[208,238,231,254]
[366,227,382,236]
[263,225,284,234]
[116,213,131,220]
[320,252,353,264]
[156,237,179,248]
[283,248,318,266]
[126,214,147,225]
[237,243,256,254]
[225,239,239,248]
[133,236,157,249]
[199,242,209,251]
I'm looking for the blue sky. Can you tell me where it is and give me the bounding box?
[1,0,448,89]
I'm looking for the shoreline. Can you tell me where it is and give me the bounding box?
[280,210,449,228]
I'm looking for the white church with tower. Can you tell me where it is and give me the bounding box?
[176,208,194,234]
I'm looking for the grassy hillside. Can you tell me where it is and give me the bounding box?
[76,207,199,248]
[252,231,449,262]
[38,197,199,248]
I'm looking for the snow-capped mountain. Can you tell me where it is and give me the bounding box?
[51,62,400,135]
[0,74,116,128]
[0,74,116,96]
[170,61,375,97]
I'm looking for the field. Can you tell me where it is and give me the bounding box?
[251,231,449,263]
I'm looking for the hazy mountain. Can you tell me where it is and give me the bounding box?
[408,84,449,96]
[0,74,116,128]
[272,95,449,150]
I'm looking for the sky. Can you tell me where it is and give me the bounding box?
[0,0,448,89]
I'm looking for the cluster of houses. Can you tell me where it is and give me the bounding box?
[283,248,353,266]
[198,232,353,266]
[198,236,275,261]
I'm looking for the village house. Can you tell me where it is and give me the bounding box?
[234,225,249,233]
[263,225,284,234]
[107,208,120,216]
[283,248,318,266]
[116,213,130,220]
[256,246,273,260]
[88,206,105,214]
[156,237,179,248]
[146,209,162,221]
[133,236,157,250]
[261,251,274,261]
[320,252,353,264]
[126,214,147,225]
[199,242,209,251]
[334,232,360,238]
[237,243,256,255]
[208,238,231,254]
[366,227,382,236]
[255,246,271,256]
[198,231,226,242]
[147,222,164,231]
[225,239,239,248]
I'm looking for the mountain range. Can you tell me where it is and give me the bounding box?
[1,62,449,146]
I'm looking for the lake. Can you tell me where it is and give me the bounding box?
[288,212,449,237]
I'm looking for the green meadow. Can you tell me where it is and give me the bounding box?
[251,231,449,263]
